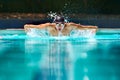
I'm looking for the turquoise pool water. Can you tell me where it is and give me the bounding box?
[0,29,120,80]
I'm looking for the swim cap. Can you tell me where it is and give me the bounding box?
[53,16,65,23]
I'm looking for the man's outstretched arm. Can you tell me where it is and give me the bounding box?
[24,23,56,32]
[24,23,53,28]
[66,22,98,29]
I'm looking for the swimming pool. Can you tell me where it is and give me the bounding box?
[0,29,120,80]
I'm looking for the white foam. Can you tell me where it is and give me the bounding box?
[26,28,96,38]
[70,29,96,38]
[27,28,50,37]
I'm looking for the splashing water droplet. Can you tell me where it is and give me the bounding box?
[48,12,69,23]
[48,11,57,19]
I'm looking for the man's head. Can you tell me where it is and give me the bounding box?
[53,16,65,31]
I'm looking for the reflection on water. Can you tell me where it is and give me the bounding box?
[25,39,75,80]
[25,39,120,80]
[25,38,97,80]
[0,38,120,80]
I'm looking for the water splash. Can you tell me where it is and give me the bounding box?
[48,11,57,19]
[70,29,96,38]
[48,11,69,23]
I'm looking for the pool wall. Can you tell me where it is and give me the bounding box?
[0,15,120,29]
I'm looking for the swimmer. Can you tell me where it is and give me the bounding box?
[24,15,98,36]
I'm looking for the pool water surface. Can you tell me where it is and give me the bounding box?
[0,29,120,80]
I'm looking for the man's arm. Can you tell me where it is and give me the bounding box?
[24,23,52,28]
[80,25,98,29]
[24,23,56,32]
[66,22,82,27]
[66,22,98,29]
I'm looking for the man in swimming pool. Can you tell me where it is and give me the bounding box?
[24,16,98,36]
